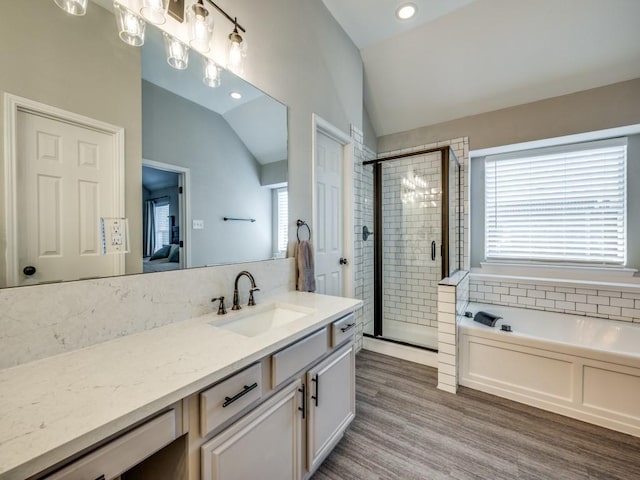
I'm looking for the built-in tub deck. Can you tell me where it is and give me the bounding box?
[459,303,640,438]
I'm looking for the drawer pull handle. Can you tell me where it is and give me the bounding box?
[223,382,258,408]
[95,476,106,480]
[311,374,319,407]
[340,322,356,333]
[298,383,306,419]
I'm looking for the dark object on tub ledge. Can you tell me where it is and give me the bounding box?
[501,324,512,332]
[474,311,502,327]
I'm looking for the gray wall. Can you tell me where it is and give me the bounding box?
[470,134,640,269]
[378,78,640,153]
[363,105,377,152]
[143,81,273,265]
[0,0,143,285]
[261,160,288,186]
[231,0,363,246]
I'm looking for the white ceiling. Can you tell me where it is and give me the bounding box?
[323,0,640,137]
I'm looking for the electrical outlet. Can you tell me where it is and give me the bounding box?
[101,218,130,254]
[193,219,205,230]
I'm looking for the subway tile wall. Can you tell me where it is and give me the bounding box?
[381,152,441,330]
[352,126,375,351]
[470,277,640,324]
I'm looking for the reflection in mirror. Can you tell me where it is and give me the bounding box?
[0,0,288,288]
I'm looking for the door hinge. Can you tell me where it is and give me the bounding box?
[179,240,184,247]
[179,186,183,194]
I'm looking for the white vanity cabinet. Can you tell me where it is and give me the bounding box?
[306,343,355,472]
[198,314,356,480]
[200,380,303,480]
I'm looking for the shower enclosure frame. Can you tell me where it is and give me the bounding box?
[363,146,462,348]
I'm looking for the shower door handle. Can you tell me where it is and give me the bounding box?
[431,241,436,261]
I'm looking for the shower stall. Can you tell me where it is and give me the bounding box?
[362,147,462,351]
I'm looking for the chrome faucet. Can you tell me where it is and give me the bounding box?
[232,271,260,310]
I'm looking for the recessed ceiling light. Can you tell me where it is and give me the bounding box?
[396,3,417,20]
[230,91,242,99]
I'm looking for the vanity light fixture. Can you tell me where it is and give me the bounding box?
[140,0,169,25]
[163,32,190,69]
[396,3,417,20]
[114,2,146,46]
[187,0,214,52]
[229,91,242,100]
[54,0,88,16]
[227,20,247,75]
[203,58,222,87]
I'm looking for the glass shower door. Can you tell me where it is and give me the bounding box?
[380,151,442,349]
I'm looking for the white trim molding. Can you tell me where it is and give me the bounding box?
[3,93,125,286]
[311,113,355,298]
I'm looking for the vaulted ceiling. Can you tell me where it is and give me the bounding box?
[322,0,640,137]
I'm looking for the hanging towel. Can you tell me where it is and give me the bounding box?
[295,240,316,292]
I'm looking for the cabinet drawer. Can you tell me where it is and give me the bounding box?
[331,314,356,347]
[44,410,177,480]
[200,363,263,437]
[201,380,302,480]
[272,328,328,388]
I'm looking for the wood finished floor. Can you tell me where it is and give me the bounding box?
[312,350,640,480]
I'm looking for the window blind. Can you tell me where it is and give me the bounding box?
[276,188,288,253]
[485,140,627,265]
[154,203,170,247]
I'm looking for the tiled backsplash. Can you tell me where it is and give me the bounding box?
[0,259,294,368]
[470,276,640,323]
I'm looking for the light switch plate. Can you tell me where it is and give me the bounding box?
[193,219,205,230]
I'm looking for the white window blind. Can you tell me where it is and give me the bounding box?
[154,203,170,248]
[485,139,627,266]
[276,188,288,253]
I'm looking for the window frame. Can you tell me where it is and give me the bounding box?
[483,137,628,269]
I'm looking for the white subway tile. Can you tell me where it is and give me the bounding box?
[610,297,634,308]
[587,296,609,306]
[566,294,587,303]
[546,292,565,301]
[536,298,555,308]
[598,305,621,316]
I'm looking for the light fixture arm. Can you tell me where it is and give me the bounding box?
[203,0,246,33]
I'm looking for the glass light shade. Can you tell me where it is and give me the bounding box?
[140,0,168,25]
[163,33,189,70]
[226,29,247,75]
[187,0,214,52]
[202,58,222,88]
[114,3,146,47]
[53,0,88,16]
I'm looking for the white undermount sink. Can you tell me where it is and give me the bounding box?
[209,303,316,337]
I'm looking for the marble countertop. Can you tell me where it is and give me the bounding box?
[0,291,361,480]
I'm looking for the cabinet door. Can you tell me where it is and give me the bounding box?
[306,343,355,472]
[201,380,303,480]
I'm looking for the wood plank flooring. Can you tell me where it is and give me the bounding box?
[312,350,640,480]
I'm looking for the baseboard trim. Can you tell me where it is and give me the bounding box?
[363,337,438,368]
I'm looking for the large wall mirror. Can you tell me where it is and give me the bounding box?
[0,0,288,288]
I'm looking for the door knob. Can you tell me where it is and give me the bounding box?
[339,257,348,265]
[23,266,36,276]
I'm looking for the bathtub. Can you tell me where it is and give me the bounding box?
[458,303,640,437]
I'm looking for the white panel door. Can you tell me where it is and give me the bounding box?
[16,110,121,285]
[315,131,344,296]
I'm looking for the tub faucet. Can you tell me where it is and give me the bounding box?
[232,270,260,310]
